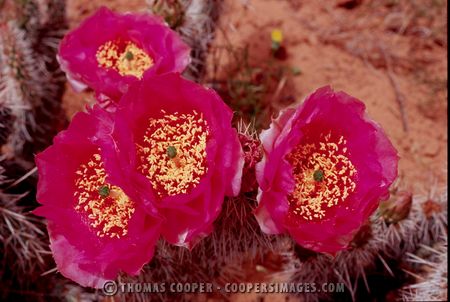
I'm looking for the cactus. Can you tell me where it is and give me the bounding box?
[237,119,262,193]
[190,120,273,270]
[147,0,221,82]
[0,20,48,154]
[118,240,208,302]
[0,162,50,295]
[282,186,448,302]
[0,106,13,146]
[378,189,447,259]
[1,3,446,302]
[281,216,390,302]
[400,236,447,301]
[118,196,277,301]
[0,0,67,159]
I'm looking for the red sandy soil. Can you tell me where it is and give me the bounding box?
[63,1,447,300]
[212,0,447,191]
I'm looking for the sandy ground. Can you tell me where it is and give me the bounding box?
[62,1,447,300]
[212,0,447,190]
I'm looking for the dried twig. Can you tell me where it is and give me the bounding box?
[381,45,409,132]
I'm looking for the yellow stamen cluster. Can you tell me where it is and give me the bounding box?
[96,40,153,79]
[74,152,135,238]
[137,110,209,197]
[287,132,357,221]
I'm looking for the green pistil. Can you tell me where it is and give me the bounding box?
[313,170,324,182]
[98,185,110,197]
[125,51,134,60]
[167,146,177,159]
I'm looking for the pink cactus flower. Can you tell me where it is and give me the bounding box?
[113,73,244,248]
[58,7,190,100]
[34,107,161,288]
[255,87,398,254]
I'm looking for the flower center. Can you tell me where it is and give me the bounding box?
[287,132,357,222]
[96,40,153,79]
[74,152,135,238]
[137,110,209,198]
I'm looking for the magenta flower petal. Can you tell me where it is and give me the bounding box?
[113,73,244,248]
[58,7,191,100]
[49,231,107,288]
[255,86,398,254]
[35,106,162,288]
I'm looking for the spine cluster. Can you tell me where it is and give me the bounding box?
[148,0,221,82]
[0,0,67,159]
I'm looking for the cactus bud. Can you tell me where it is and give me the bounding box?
[379,191,413,224]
